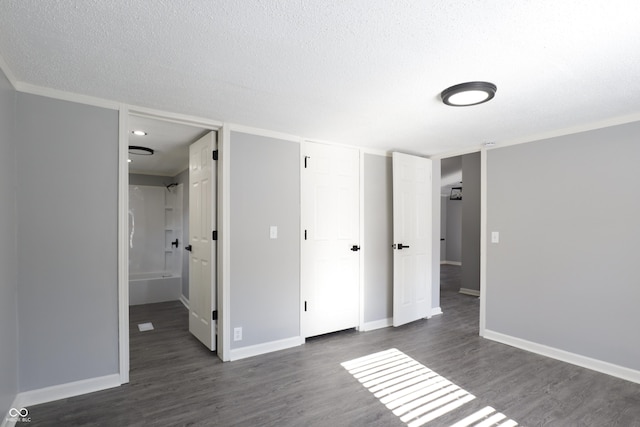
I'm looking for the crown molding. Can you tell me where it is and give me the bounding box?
[14,81,120,110]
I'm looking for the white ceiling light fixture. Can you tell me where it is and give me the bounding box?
[131,130,147,136]
[441,81,497,107]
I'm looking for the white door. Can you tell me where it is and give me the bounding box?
[188,131,217,350]
[301,142,360,338]
[392,152,432,327]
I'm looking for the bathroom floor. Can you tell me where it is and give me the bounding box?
[128,301,216,381]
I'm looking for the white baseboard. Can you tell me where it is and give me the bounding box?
[484,329,640,385]
[440,261,462,266]
[179,294,189,309]
[430,307,443,317]
[13,374,121,409]
[229,336,304,361]
[459,288,480,297]
[362,318,392,331]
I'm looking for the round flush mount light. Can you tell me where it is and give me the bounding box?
[441,81,497,106]
[131,130,147,136]
[128,145,154,155]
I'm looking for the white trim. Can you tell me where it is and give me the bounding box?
[218,124,232,361]
[430,146,486,160]
[304,137,390,157]
[440,260,462,266]
[128,106,222,130]
[0,52,18,89]
[13,374,120,408]
[479,148,487,336]
[14,81,119,110]
[179,295,190,309]
[228,123,303,143]
[493,113,640,151]
[229,337,304,361]
[362,318,392,331]
[358,151,365,331]
[358,147,390,157]
[117,106,130,384]
[430,307,443,317]
[484,330,640,385]
[459,288,480,297]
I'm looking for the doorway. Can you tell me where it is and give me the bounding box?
[439,152,481,311]
[119,110,220,383]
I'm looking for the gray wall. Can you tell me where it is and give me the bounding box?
[363,154,393,323]
[461,152,480,291]
[16,93,119,391]
[445,198,462,263]
[486,121,640,371]
[440,196,447,262]
[0,67,18,414]
[230,132,300,349]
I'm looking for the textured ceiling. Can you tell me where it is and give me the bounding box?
[2,1,640,157]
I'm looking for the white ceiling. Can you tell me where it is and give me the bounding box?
[2,1,640,160]
[128,115,208,176]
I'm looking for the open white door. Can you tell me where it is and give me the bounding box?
[188,132,217,350]
[392,152,432,327]
[301,142,360,338]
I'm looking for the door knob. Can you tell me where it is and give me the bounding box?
[350,245,361,252]
[185,245,192,252]
[172,238,179,248]
[397,243,410,250]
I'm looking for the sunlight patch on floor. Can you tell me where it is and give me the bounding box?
[342,348,518,427]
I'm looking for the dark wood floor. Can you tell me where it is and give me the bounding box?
[22,265,640,426]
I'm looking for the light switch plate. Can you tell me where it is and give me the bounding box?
[270,226,278,239]
[491,231,500,243]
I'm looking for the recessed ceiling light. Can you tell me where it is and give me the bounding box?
[441,81,497,107]
[131,130,147,136]
[127,158,132,163]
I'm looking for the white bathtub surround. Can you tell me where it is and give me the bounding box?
[128,184,183,305]
[129,272,182,305]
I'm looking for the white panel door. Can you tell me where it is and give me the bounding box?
[301,142,360,338]
[188,132,217,350]
[392,152,432,327]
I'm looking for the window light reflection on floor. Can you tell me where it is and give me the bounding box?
[341,348,518,427]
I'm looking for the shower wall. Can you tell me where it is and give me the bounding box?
[129,184,183,276]
[129,172,190,300]
[128,183,184,305]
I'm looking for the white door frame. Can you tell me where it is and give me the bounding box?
[117,105,225,384]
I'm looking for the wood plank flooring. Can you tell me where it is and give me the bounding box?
[21,266,640,426]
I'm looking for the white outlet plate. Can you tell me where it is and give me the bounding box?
[270,226,278,239]
[234,327,242,341]
[491,231,500,243]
